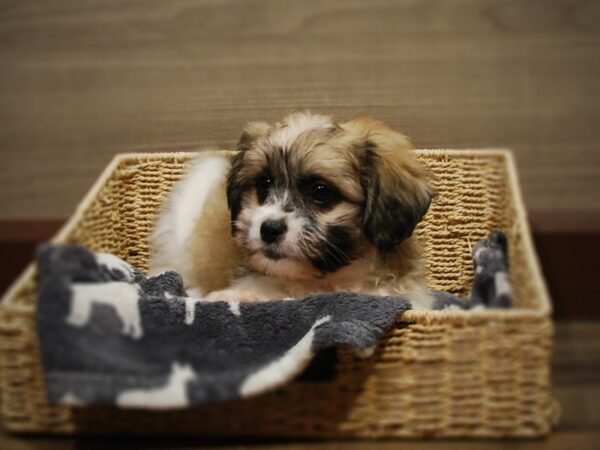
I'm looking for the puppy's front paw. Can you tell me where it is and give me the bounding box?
[205,288,264,303]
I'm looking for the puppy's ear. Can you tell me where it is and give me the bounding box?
[358,129,434,252]
[236,121,271,151]
[226,121,271,232]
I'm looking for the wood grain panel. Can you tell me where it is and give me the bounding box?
[1,0,599,218]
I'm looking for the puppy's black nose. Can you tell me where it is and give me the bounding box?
[260,219,287,244]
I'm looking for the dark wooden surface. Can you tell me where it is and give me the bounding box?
[1,320,598,449]
[1,0,599,218]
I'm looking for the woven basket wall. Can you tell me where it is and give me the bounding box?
[0,150,555,438]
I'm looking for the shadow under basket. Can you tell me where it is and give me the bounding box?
[0,150,557,438]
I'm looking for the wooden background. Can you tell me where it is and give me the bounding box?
[1,0,599,219]
[1,2,599,448]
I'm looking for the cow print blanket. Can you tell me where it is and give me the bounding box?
[36,232,510,409]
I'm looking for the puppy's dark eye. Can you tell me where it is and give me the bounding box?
[256,175,273,203]
[309,182,337,206]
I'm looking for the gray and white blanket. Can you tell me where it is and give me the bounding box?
[36,232,510,409]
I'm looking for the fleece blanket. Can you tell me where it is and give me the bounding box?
[36,232,510,409]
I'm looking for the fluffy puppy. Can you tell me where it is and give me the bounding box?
[150,111,435,309]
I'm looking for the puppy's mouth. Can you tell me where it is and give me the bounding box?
[262,246,285,260]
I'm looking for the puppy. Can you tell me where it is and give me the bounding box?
[150,111,436,309]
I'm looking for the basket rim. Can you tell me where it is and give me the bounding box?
[0,149,552,323]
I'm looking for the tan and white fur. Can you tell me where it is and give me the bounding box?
[150,111,436,309]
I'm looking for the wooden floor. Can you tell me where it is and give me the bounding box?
[1,321,598,449]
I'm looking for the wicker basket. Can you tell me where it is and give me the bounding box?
[0,150,555,438]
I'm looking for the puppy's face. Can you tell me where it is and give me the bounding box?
[227,112,433,281]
